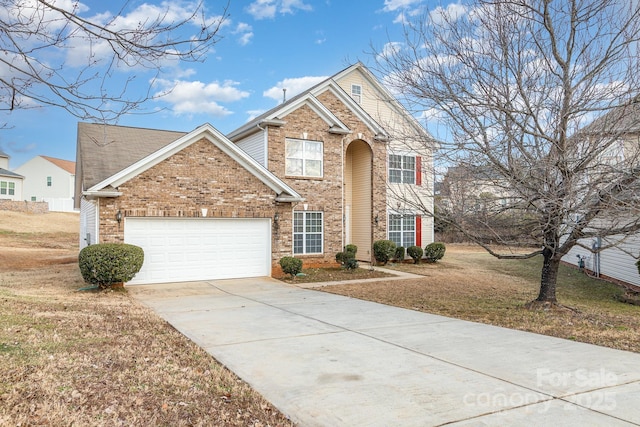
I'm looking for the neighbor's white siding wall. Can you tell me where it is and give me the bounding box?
[337,69,435,245]
[80,198,98,249]
[563,232,640,288]
[14,156,75,210]
[236,130,267,167]
[0,176,23,201]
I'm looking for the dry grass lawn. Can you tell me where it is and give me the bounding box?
[0,211,293,426]
[322,245,640,353]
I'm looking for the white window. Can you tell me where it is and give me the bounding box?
[47,176,52,187]
[389,154,415,184]
[351,84,362,104]
[388,214,415,248]
[294,211,323,254]
[0,181,6,195]
[8,182,14,195]
[285,139,323,177]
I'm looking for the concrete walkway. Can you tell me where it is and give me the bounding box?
[129,278,640,426]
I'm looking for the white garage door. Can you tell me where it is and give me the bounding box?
[124,218,271,285]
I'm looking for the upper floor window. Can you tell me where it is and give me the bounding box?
[389,154,416,184]
[351,84,362,104]
[293,211,323,254]
[285,138,323,178]
[46,176,52,187]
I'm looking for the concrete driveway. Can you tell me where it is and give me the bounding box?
[129,278,640,426]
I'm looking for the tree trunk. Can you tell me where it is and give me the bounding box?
[537,248,559,303]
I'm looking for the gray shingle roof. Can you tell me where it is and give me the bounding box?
[0,168,23,178]
[77,122,186,189]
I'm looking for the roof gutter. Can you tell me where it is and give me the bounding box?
[82,190,122,198]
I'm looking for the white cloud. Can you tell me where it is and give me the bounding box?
[378,42,403,61]
[382,0,422,13]
[429,3,468,25]
[154,79,250,116]
[246,109,266,122]
[64,1,225,68]
[233,22,254,45]
[263,76,328,101]
[246,0,312,20]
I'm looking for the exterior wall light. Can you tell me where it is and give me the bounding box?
[116,210,123,224]
[274,212,279,222]
[374,215,379,226]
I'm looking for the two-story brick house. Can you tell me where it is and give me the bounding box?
[75,63,434,284]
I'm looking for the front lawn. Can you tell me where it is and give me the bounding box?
[322,245,640,353]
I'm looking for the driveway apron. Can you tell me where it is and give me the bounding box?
[129,278,640,426]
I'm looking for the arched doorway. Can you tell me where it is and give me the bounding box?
[344,140,373,259]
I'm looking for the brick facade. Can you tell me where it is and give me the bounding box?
[95,86,392,275]
[98,138,293,273]
[262,91,388,265]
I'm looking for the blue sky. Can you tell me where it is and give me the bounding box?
[0,0,449,168]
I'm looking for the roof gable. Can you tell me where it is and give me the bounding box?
[227,63,394,142]
[40,156,76,175]
[228,92,352,140]
[87,123,303,203]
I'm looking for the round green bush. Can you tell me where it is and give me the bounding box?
[424,242,446,262]
[373,239,396,265]
[79,243,144,288]
[394,246,405,261]
[407,245,424,264]
[279,256,303,277]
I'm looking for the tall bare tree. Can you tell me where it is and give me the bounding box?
[375,0,640,305]
[0,0,227,121]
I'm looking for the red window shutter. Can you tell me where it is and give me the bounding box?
[416,215,422,247]
[415,156,422,186]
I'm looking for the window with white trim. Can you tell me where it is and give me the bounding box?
[285,139,323,177]
[46,176,52,187]
[388,214,415,248]
[389,154,415,184]
[0,181,14,196]
[293,211,323,254]
[351,84,362,104]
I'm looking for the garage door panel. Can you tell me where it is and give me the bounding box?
[124,218,271,284]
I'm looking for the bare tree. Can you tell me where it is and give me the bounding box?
[0,0,227,121]
[375,0,640,305]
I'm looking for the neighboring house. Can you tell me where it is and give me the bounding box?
[14,155,76,212]
[75,63,435,285]
[0,151,24,201]
[562,100,640,288]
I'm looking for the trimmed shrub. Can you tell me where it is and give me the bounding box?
[424,242,446,262]
[407,245,424,264]
[394,246,405,262]
[373,240,396,265]
[344,244,358,258]
[636,257,640,275]
[279,256,303,277]
[79,243,144,289]
[336,245,358,270]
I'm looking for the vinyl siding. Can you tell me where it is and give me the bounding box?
[562,233,640,287]
[236,130,267,167]
[80,198,98,249]
[350,141,373,258]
